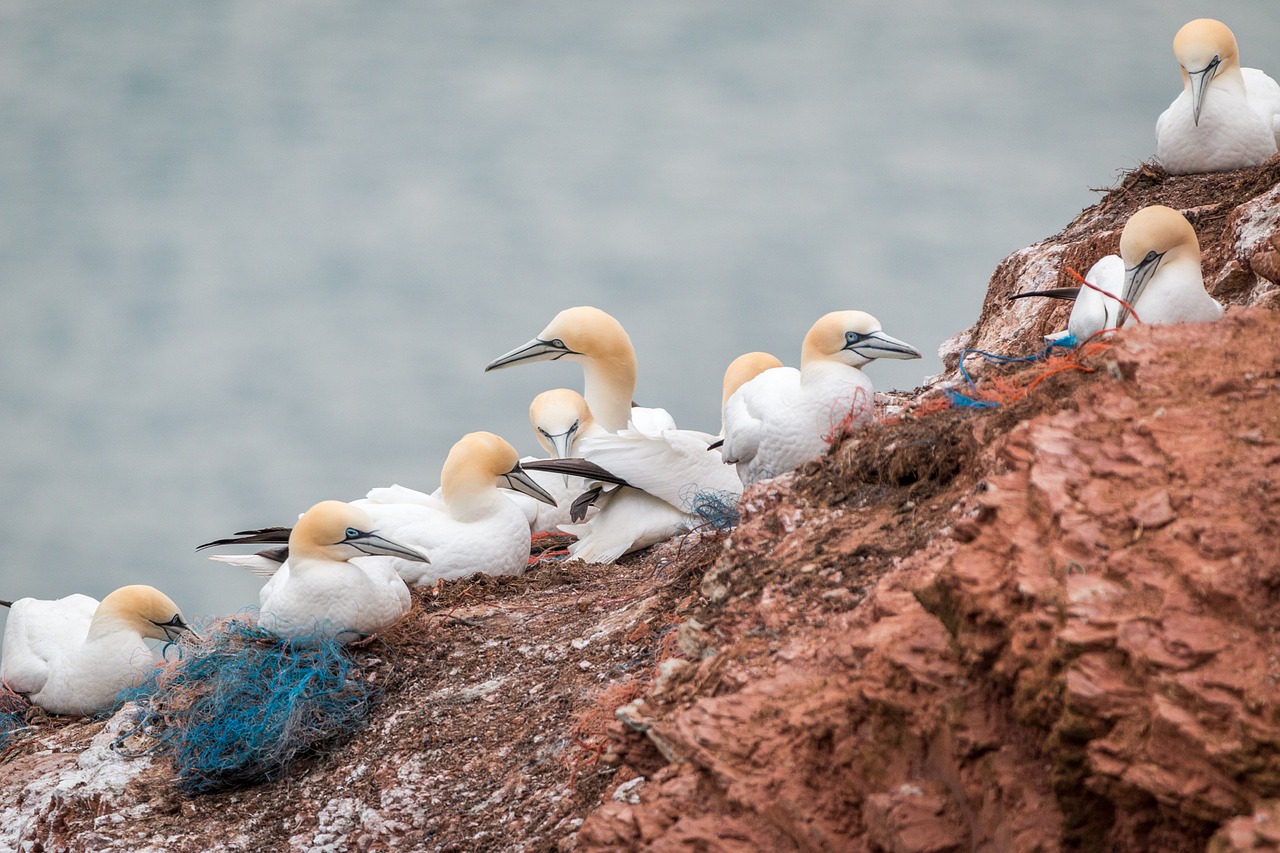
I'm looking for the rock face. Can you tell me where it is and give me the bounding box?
[0,161,1278,852]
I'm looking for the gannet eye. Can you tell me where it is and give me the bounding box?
[345,527,361,539]
[845,331,865,344]
[539,428,552,440]
[551,339,565,348]
[1144,251,1158,263]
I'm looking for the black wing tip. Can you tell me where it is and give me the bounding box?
[521,458,631,488]
[196,526,293,552]
[707,438,725,450]
[0,599,11,609]
[1008,287,1081,302]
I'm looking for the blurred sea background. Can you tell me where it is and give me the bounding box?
[2,0,1277,627]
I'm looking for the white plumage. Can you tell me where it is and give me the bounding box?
[1,585,193,716]
[722,311,921,486]
[1156,19,1280,174]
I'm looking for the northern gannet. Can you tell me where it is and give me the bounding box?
[718,351,785,436]
[1156,18,1280,174]
[1,585,194,716]
[1010,205,1222,339]
[351,432,556,582]
[203,434,555,587]
[484,306,675,434]
[721,311,921,486]
[1116,204,1223,326]
[254,500,425,643]
[486,307,742,562]
[512,389,601,534]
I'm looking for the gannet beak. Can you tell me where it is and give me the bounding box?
[485,338,576,372]
[501,463,558,507]
[346,530,431,564]
[1120,251,1163,327]
[153,615,201,643]
[846,330,923,361]
[543,426,578,487]
[1186,57,1219,126]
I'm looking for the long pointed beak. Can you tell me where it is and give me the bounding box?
[351,533,431,564]
[1187,58,1219,126]
[501,463,558,507]
[850,330,922,361]
[485,339,572,372]
[1119,254,1161,327]
[544,429,576,487]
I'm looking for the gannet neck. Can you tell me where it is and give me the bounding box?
[440,431,523,521]
[87,585,190,643]
[721,352,784,410]
[539,307,636,432]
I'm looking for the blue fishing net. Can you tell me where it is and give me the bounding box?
[944,338,1079,409]
[683,487,741,531]
[117,617,375,795]
[0,689,27,751]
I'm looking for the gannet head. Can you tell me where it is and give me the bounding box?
[97,585,197,643]
[801,311,922,369]
[529,389,593,459]
[1173,19,1240,125]
[721,352,783,409]
[484,306,635,374]
[442,431,557,507]
[1118,205,1201,326]
[290,500,430,564]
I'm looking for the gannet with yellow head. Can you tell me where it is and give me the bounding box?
[719,352,784,436]
[254,500,424,642]
[485,306,675,434]
[351,432,556,582]
[489,308,746,562]
[1117,204,1223,327]
[1156,18,1280,174]
[509,389,603,534]
[1,585,194,716]
[722,311,921,486]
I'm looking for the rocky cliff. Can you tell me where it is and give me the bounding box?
[1,160,1278,852]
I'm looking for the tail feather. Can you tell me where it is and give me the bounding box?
[197,526,293,551]
[0,599,11,609]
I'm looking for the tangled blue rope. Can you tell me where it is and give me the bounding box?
[945,336,1078,409]
[683,487,741,531]
[117,618,375,795]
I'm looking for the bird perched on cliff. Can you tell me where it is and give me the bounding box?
[246,501,428,643]
[486,307,743,562]
[1,585,195,716]
[509,389,601,534]
[720,311,921,486]
[1156,18,1280,174]
[1010,205,1223,341]
[204,434,555,587]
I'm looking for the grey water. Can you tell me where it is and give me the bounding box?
[1,1,1276,630]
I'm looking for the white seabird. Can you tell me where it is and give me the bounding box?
[1116,204,1223,327]
[252,500,425,643]
[203,435,555,588]
[721,311,921,487]
[1156,18,1280,174]
[350,432,556,583]
[512,389,602,534]
[1,585,195,716]
[1010,205,1222,339]
[485,307,742,562]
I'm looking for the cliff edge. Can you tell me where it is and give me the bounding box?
[2,160,1279,852]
